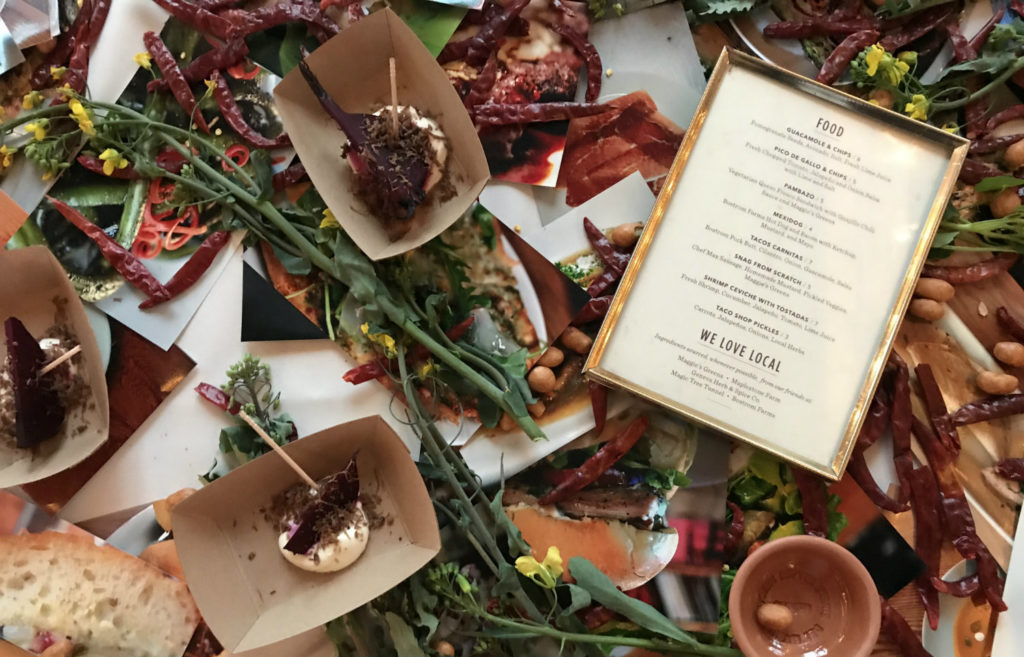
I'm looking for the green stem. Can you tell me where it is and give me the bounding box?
[0,105,66,135]
[481,613,741,656]
[932,58,1024,111]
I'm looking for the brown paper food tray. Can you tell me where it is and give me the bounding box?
[274,8,489,260]
[0,246,109,488]
[173,415,441,653]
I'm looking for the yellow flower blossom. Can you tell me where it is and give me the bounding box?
[24,121,47,141]
[21,91,42,110]
[319,208,339,228]
[897,51,918,68]
[865,45,885,77]
[68,99,95,136]
[360,323,397,358]
[904,94,929,121]
[885,59,910,86]
[941,122,960,134]
[0,145,16,170]
[134,52,153,70]
[41,170,53,181]
[50,66,66,80]
[515,546,563,589]
[417,360,439,378]
[98,148,129,176]
[204,79,216,93]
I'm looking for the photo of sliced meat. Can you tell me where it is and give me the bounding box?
[558,91,685,207]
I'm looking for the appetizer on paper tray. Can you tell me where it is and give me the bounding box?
[274,8,489,260]
[0,246,107,489]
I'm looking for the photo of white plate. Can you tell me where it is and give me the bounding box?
[922,560,1001,657]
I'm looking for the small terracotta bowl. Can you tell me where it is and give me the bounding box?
[729,534,881,657]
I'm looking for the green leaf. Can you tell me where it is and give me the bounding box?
[930,230,958,248]
[249,147,275,202]
[556,583,592,618]
[384,612,426,657]
[936,51,1018,81]
[492,561,522,597]
[278,23,312,76]
[490,488,531,557]
[568,557,698,646]
[826,493,848,542]
[477,395,501,428]
[975,175,1024,193]
[390,0,467,57]
[474,205,498,250]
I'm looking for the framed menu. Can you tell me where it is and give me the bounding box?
[585,48,968,479]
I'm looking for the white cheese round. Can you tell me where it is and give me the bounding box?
[277,502,369,574]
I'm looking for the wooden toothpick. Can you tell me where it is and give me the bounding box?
[39,345,82,376]
[237,409,319,491]
[389,56,399,138]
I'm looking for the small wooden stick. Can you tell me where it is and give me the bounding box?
[388,56,399,137]
[237,409,319,491]
[39,345,82,376]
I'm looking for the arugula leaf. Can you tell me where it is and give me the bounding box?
[384,612,426,657]
[408,572,440,639]
[249,147,275,202]
[975,175,1024,193]
[569,557,699,646]
[643,467,691,491]
[269,241,312,275]
[474,205,498,251]
[826,493,849,542]
[728,471,776,507]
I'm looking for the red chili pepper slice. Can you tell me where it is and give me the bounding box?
[49,196,170,301]
[148,178,177,205]
[588,381,608,436]
[221,143,251,171]
[139,230,231,309]
[210,71,290,149]
[538,415,649,505]
[226,59,262,80]
[195,381,240,414]
[145,31,210,134]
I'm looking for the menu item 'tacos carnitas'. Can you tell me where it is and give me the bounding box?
[0,316,84,453]
[270,454,369,573]
[297,58,450,241]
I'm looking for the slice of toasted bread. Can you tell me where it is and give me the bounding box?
[0,532,200,657]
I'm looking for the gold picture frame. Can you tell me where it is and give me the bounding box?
[585,47,969,479]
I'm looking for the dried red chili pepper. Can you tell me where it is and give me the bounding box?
[948,394,1024,426]
[984,105,1024,134]
[86,0,111,50]
[965,91,989,140]
[148,39,250,93]
[943,19,977,63]
[913,417,1007,611]
[210,71,290,148]
[465,0,530,67]
[847,448,909,512]
[155,149,187,175]
[890,353,914,504]
[996,305,1024,342]
[572,296,612,326]
[463,53,499,110]
[995,457,1024,481]
[762,17,879,39]
[879,3,957,51]
[584,216,630,276]
[791,467,828,537]
[546,21,602,103]
[815,30,879,85]
[139,231,231,309]
[227,4,338,40]
[76,154,140,179]
[539,415,649,505]
[969,133,1024,155]
[272,162,308,191]
[959,158,1004,184]
[48,196,170,300]
[472,102,607,126]
[195,381,240,414]
[588,381,608,436]
[920,253,1017,285]
[969,7,1004,52]
[150,0,236,41]
[880,595,932,657]
[907,465,942,630]
[724,500,745,556]
[145,32,210,134]
[915,364,960,454]
[30,0,92,89]
[935,573,979,597]
[858,389,891,449]
[343,361,388,384]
